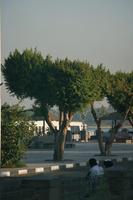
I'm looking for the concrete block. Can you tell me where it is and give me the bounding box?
[35,167,44,173]
[51,165,59,171]
[0,171,11,177]
[66,163,74,168]
[18,169,28,175]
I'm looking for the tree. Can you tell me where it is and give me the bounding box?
[104,71,133,155]
[1,103,35,167]
[2,49,96,161]
[107,72,133,127]
[90,69,133,156]
[89,65,111,155]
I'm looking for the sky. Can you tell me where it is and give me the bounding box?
[1,0,133,108]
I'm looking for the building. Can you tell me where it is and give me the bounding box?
[33,120,87,141]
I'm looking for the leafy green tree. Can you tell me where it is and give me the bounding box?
[90,65,111,155]
[90,69,133,156]
[2,49,96,161]
[104,71,133,155]
[1,103,35,167]
[107,71,133,127]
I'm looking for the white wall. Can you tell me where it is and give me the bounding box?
[32,120,86,135]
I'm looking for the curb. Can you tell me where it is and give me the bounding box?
[1,157,133,177]
[0,162,80,177]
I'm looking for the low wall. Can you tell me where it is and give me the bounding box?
[0,167,87,200]
[105,161,133,200]
[1,160,133,200]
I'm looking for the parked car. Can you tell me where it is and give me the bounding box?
[115,128,133,143]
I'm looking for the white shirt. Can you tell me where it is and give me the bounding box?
[89,165,104,177]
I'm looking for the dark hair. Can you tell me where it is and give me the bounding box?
[104,160,113,168]
[89,158,97,167]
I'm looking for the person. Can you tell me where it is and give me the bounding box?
[85,158,104,198]
[103,159,113,168]
[87,158,104,178]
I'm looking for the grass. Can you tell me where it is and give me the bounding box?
[1,161,26,168]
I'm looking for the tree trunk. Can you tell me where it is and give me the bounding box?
[53,111,73,161]
[53,128,67,161]
[91,103,105,155]
[59,111,63,129]
[105,109,130,156]
[105,123,121,156]
[40,104,74,161]
[96,126,105,155]
[129,118,133,127]
[42,120,45,135]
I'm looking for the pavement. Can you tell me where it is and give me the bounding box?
[1,142,133,177]
[24,142,133,164]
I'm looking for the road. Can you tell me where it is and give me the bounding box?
[23,142,133,166]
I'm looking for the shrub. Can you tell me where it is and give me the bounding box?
[1,103,35,167]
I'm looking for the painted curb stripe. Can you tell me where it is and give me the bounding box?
[0,171,11,177]
[35,167,44,173]
[51,165,59,171]
[18,169,28,175]
[66,163,74,168]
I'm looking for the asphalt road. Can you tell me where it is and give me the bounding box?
[23,142,133,166]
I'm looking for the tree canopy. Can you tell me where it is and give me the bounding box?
[106,71,133,125]
[3,48,132,159]
[2,49,96,112]
[2,48,99,160]
[91,64,110,102]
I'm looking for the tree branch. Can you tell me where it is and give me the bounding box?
[59,110,63,129]
[42,104,56,134]
[91,103,101,126]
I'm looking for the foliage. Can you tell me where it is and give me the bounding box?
[95,105,109,119]
[2,48,110,160]
[54,59,96,112]
[1,103,35,167]
[106,71,133,123]
[2,49,96,111]
[73,105,111,125]
[2,49,44,99]
[91,64,110,101]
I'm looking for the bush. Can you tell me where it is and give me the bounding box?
[1,103,35,167]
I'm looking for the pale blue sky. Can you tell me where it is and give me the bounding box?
[1,0,133,107]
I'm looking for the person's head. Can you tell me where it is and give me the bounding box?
[89,158,97,167]
[104,160,113,168]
